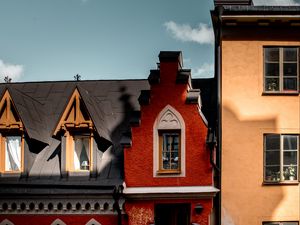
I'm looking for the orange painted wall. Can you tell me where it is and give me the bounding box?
[124,61,212,187]
[221,32,300,224]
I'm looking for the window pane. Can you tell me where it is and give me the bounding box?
[283,222,299,225]
[74,136,90,170]
[265,63,279,76]
[283,135,298,150]
[265,135,280,150]
[265,78,279,91]
[283,78,297,91]
[265,166,280,182]
[162,133,179,170]
[283,151,297,165]
[283,48,297,61]
[5,136,21,171]
[283,63,297,76]
[266,151,280,165]
[265,48,279,61]
[283,166,297,181]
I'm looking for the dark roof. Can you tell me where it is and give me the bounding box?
[0,80,149,192]
[221,5,300,15]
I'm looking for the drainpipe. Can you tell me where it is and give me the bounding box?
[113,185,124,225]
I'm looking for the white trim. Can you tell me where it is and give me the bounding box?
[86,219,101,225]
[0,219,14,225]
[153,105,186,177]
[51,219,66,225]
[123,185,219,200]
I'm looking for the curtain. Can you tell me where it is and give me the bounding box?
[74,137,89,170]
[5,136,21,171]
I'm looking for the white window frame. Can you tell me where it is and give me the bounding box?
[153,105,185,177]
[264,134,299,183]
[264,47,299,93]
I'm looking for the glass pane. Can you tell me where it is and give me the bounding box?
[265,166,280,182]
[283,135,298,150]
[283,78,297,91]
[283,151,297,165]
[283,166,297,181]
[283,222,299,225]
[284,63,297,76]
[265,48,279,61]
[265,135,280,150]
[74,136,90,170]
[265,63,279,76]
[265,78,279,91]
[283,48,297,61]
[162,133,179,170]
[266,151,280,165]
[5,136,21,171]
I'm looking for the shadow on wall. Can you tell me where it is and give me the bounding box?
[221,103,288,225]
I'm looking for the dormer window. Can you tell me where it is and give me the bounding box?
[153,105,185,177]
[53,88,95,174]
[0,90,24,174]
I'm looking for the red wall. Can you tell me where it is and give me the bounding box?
[0,215,117,225]
[124,61,212,187]
[124,199,213,225]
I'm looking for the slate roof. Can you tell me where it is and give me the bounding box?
[0,76,214,194]
[0,80,150,192]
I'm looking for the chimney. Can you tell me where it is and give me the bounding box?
[214,0,253,6]
[158,51,183,69]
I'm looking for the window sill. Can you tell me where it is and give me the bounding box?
[262,92,299,96]
[68,171,90,177]
[263,181,299,185]
[0,172,21,178]
[156,170,181,175]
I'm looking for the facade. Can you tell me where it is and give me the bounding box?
[0,51,218,225]
[211,1,300,225]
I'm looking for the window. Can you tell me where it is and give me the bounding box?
[264,134,299,182]
[264,47,299,92]
[0,90,24,174]
[153,105,185,176]
[72,135,91,171]
[159,131,180,173]
[263,222,299,225]
[53,88,95,173]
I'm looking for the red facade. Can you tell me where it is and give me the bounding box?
[123,52,215,225]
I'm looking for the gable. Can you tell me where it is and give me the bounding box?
[0,90,23,130]
[53,88,93,135]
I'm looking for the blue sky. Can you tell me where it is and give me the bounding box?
[0,0,299,82]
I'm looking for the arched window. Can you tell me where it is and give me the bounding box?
[153,105,185,177]
[50,219,66,225]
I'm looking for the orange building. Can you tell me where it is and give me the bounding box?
[211,0,300,224]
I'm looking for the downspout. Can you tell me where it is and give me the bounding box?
[113,185,124,225]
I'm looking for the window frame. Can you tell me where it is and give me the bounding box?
[0,132,24,173]
[158,130,181,174]
[264,134,299,184]
[65,130,94,173]
[263,47,299,93]
[263,222,299,225]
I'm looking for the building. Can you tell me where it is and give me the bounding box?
[0,51,218,225]
[211,1,300,224]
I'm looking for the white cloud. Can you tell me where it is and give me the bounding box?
[164,21,214,45]
[0,60,24,82]
[254,0,300,5]
[192,63,214,78]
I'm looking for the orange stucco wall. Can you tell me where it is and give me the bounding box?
[221,37,300,224]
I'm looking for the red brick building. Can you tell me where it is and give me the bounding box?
[0,51,218,225]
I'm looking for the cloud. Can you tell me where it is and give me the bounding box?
[0,60,24,82]
[192,63,214,78]
[164,21,214,45]
[254,0,300,5]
